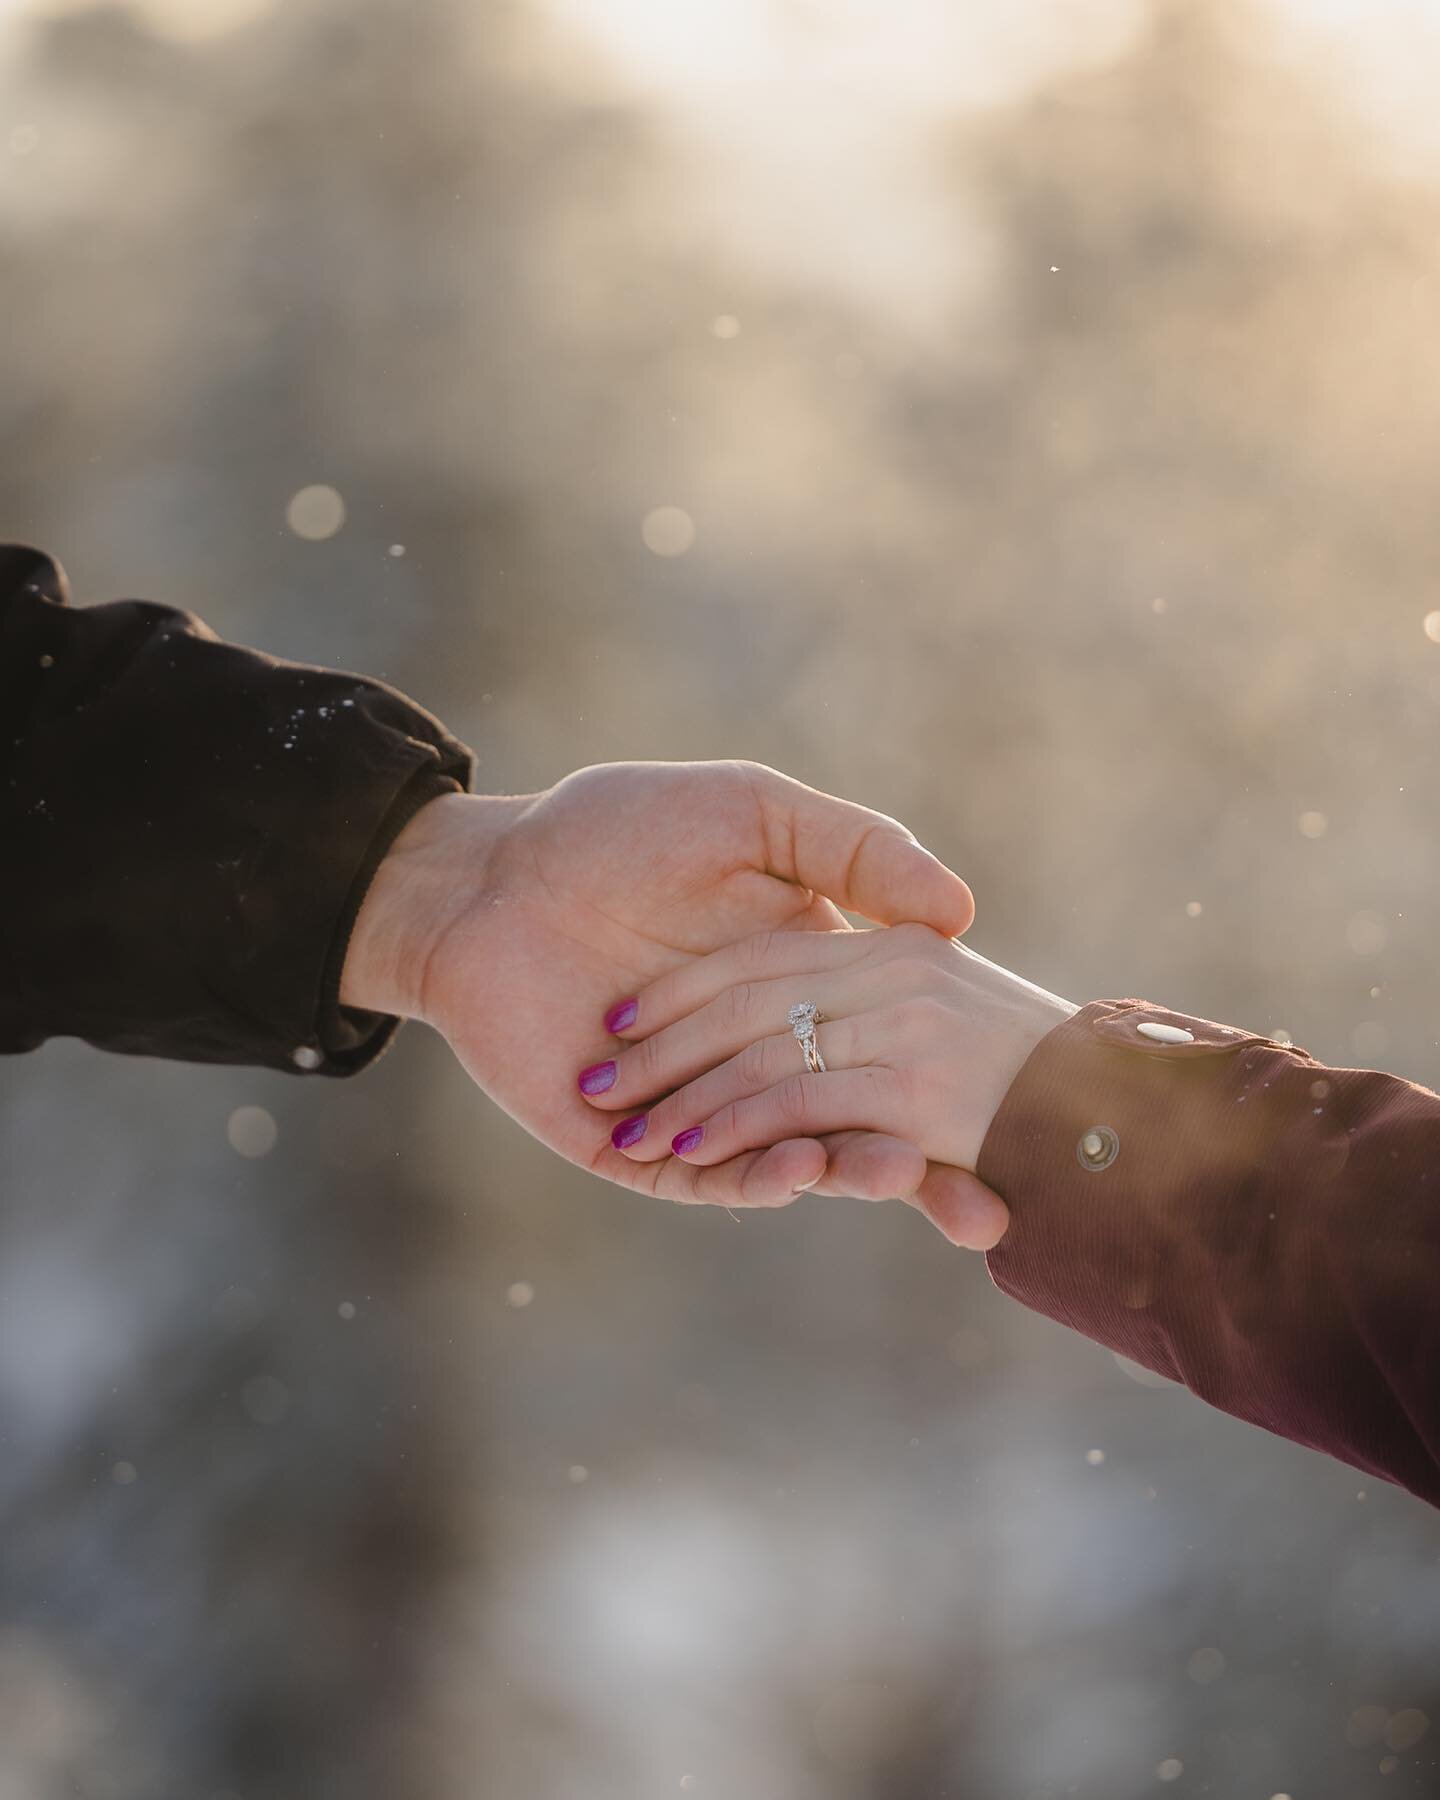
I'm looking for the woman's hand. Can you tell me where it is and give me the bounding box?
[580,922,1079,1247]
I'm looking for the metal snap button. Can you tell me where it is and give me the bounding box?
[1136,1021,1195,1044]
[1077,1125,1120,1171]
[292,1045,324,1070]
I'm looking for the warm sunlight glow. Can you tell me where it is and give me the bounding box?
[2,0,278,41]
[526,0,1440,334]
[531,0,1150,333]
[539,0,1148,111]
[1256,0,1440,171]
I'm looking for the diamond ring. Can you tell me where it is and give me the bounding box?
[788,1000,827,1074]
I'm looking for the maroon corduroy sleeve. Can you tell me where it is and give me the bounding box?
[976,999,1440,1509]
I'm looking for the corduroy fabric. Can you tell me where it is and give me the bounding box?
[980,998,1440,1509]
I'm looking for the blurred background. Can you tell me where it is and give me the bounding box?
[3,0,1440,1794]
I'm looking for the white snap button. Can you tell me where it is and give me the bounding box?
[1136,1021,1195,1044]
[292,1045,324,1070]
[1077,1125,1120,1171]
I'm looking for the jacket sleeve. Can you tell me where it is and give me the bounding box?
[977,998,1440,1509]
[0,544,476,1076]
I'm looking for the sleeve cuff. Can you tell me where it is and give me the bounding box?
[976,998,1301,1374]
[975,998,1440,1506]
[1,560,477,1075]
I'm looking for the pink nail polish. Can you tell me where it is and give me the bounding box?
[604,998,638,1034]
[612,1114,647,1150]
[671,1127,704,1156]
[578,1060,617,1096]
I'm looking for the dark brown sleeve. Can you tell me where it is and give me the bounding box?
[976,998,1440,1509]
[0,544,475,1075]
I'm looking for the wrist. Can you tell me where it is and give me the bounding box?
[988,986,1080,1120]
[949,947,1079,1165]
[340,790,531,1022]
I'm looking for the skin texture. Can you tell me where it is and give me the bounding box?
[341,761,1010,1246]
[589,923,1078,1203]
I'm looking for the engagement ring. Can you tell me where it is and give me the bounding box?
[788,1000,827,1074]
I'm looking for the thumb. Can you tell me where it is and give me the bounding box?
[743,763,975,935]
[910,1164,1011,1251]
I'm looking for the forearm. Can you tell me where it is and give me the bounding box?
[978,999,1440,1509]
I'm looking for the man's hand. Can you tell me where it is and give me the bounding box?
[340,761,1008,1245]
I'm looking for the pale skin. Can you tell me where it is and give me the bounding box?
[582,924,1078,1193]
[340,761,1020,1246]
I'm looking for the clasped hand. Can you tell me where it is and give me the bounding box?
[581,924,1074,1248]
[344,760,1074,1251]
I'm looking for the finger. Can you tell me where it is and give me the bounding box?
[606,1012,878,1158]
[807,1132,1008,1250]
[675,1138,828,1208]
[778,893,852,934]
[738,761,975,936]
[657,1067,905,1168]
[599,914,950,1055]
[597,926,877,1046]
[597,1136,827,1208]
[807,1130,928,1200]
[910,1163,1011,1251]
[637,1128,1006,1250]
[586,981,876,1120]
[597,921,867,1051]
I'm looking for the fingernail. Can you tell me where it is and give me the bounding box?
[792,1173,823,1193]
[671,1127,704,1156]
[611,1114,647,1151]
[578,1060,617,1096]
[604,998,638,1034]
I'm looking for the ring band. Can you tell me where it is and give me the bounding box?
[788,1000,827,1074]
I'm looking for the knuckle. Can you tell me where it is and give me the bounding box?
[707,1099,741,1146]
[823,1016,857,1069]
[701,1159,753,1208]
[889,920,943,955]
[737,1159,773,1205]
[855,1056,894,1098]
[634,1029,667,1085]
[659,1167,700,1205]
[732,757,774,783]
[736,1036,773,1089]
[720,981,757,1031]
[885,1058,927,1110]
[822,1137,875,1198]
[851,1140,923,1201]
[893,995,948,1038]
[744,1171,799,1210]
[838,1015,877,1073]
[885,953,933,990]
[736,930,779,975]
[889,919,931,947]
[775,1073,812,1126]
